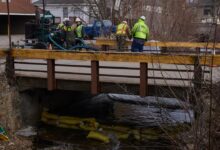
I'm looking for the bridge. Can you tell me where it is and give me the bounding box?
[0,40,220,97]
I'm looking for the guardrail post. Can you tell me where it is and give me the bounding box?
[193,47,202,98]
[140,62,148,97]
[47,59,56,91]
[101,45,109,51]
[161,47,167,53]
[91,60,100,95]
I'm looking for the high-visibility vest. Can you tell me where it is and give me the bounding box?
[132,19,149,40]
[116,23,128,35]
[64,26,73,32]
[76,25,83,38]
[57,23,64,30]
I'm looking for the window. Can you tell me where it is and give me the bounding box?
[55,17,61,24]
[204,7,212,16]
[63,7,68,18]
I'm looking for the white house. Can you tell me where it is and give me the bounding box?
[33,0,94,23]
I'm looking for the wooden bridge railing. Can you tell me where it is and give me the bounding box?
[0,41,220,96]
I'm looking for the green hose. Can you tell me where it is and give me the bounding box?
[48,34,98,51]
[48,34,67,50]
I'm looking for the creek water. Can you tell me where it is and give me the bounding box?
[34,93,193,150]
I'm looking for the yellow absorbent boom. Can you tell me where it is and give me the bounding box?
[41,111,178,143]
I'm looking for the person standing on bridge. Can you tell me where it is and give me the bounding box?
[116,21,131,51]
[131,16,149,52]
[57,18,69,31]
[63,18,75,49]
[74,17,84,46]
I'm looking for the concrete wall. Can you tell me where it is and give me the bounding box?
[0,15,35,35]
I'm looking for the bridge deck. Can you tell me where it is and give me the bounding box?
[0,40,220,96]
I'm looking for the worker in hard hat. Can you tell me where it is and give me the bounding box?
[131,16,149,52]
[74,17,84,47]
[116,21,131,51]
[62,18,75,49]
[75,18,84,39]
[57,18,69,30]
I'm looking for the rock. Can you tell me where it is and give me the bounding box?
[15,126,37,137]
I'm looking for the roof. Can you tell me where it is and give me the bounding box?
[0,0,36,15]
[34,0,85,5]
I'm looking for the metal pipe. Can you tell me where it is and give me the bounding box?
[6,0,11,49]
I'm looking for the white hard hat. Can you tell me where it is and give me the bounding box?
[122,21,127,24]
[75,17,81,22]
[63,18,70,22]
[140,16,146,20]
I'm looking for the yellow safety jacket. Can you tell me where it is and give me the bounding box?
[57,23,64,30]
[76,25,83,38]
[132,19,149,40]
[116,23,129,35]
[64,26,74,32]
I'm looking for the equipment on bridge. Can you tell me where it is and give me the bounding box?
[84,20,116,39]
[24,11,98,51]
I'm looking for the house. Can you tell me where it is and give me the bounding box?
[196,0,220,24]
[33,0,94,24]
[0,0,36,34]
[190,0,220,40]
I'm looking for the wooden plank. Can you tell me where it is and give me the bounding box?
[140,63,148,97]
[96,39,220,49]
[91,60,100,95]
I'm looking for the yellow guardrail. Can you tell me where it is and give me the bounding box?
[0,43,219,66]
[96,39,220,49]
[9,49,220,66]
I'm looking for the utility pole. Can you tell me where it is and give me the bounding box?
[43,0,46,15]
[6,0,11,49]
[6,0,15,85]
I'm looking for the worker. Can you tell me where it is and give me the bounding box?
[57,18,69,31]
[131,16,149,52]
[116,21,131,51]
[62,18,75,48]
[74,18,84,48]
[74,17,84,45]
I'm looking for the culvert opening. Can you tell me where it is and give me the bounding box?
[19,89,194,150]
